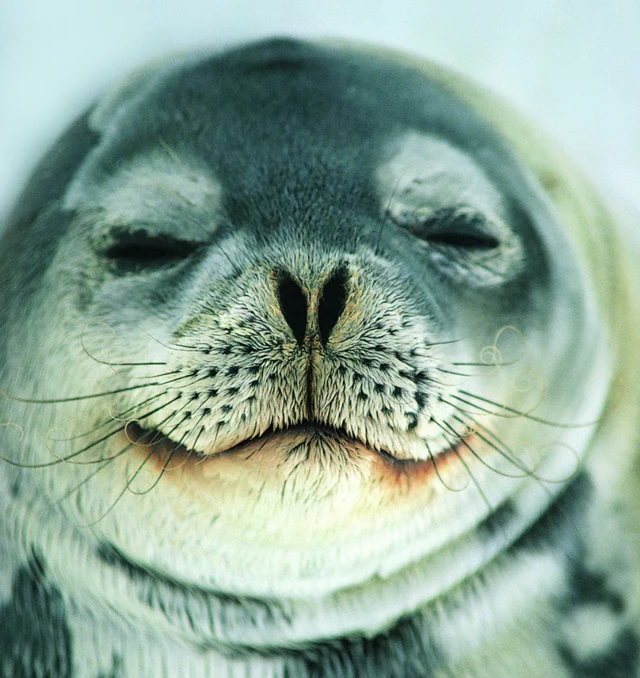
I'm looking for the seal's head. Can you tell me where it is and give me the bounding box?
[0,38,629,669]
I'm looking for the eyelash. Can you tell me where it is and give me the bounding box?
[403,208,500,251]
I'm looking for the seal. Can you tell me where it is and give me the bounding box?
[1,38,640,677]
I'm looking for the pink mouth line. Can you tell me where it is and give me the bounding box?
[123,421,469,488]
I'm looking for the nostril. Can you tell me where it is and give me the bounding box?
[318,267,349,345]
[277,272,308,345]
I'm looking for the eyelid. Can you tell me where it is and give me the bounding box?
[93,221,205,247]
[412,206,490,230]
[102,234,200,259]
[391,206,500,247]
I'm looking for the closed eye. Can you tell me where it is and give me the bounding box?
[410,208,501,251]
[101,229,200,273]
[424,230,500,249]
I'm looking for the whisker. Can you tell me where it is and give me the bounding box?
[163,442,197,472]
[79,448,158,527]
[67,421,179,526]
[80,322,168,371]
[139,396,207,471]
[86,396,185,463]
[133,326,204,353]
[434,420,492,511]
[126,369,180,380]
[437,367,482,378]
[450,410,580,485]
[458,390,599,428]
[128,445,178,495]
[451,361,505,367]
[423,438,466,492]
[445,415,533,479]
[54,439,140,506]
[443,393,495,418]
[130,397,186,446]
[44,424,128,466]
[133,413,204,493]
[375,174,405,256]
[449,393,529,420]
[107,391,175,424]
[43,395,182,466]
[450,413,536,478]
[1,372,189,405]
[46,390,174,444]
[1,424,125,469]
[425,339,463,348]
[173,404,214,464]
[190,426,209,465]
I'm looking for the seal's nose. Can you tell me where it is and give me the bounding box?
[276,268,348,346]
[317,267,348,344]
[277,272,307,345]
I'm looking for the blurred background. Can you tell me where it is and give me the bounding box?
[1,0,638,223]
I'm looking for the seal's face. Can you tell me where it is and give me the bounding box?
[1,39,612,658]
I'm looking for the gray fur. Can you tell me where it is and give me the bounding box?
[0,556,72,678]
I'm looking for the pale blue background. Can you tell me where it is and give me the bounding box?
[1,0,638,221]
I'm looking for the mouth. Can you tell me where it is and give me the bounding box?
[124,420,469,487]
[98,415,497,605]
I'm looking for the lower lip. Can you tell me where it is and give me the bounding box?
[124,423,464,490]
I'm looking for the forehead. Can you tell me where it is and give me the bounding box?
[65,39,525,232]
[87,40,512,193]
